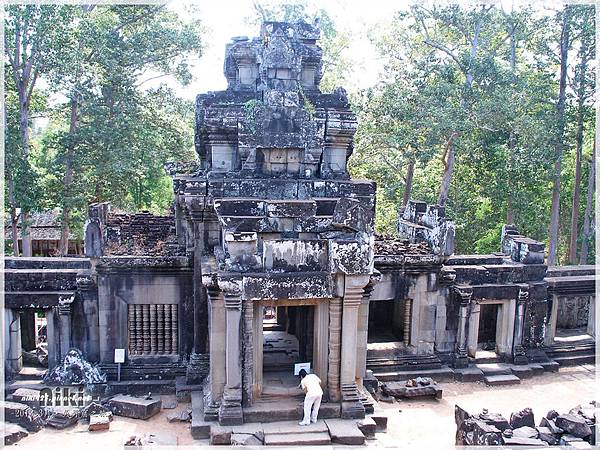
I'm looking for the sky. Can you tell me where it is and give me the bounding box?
[164,0,408,99]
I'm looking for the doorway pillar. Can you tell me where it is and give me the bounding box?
[454,287,472,368]
[512,289,529,364]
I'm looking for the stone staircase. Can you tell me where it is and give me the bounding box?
[545,340,595,366]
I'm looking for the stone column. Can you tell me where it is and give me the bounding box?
[313,301,329,393]
[512,289,529,365]
[187,219,209,384]
[356,278,376,384]
[204,284,225,421]
[340,275,369,419]
[252,303,263,400]
[327,297,342,402]
[57,295,75,361]
[587,294,595,337]
[242,298,254,406]
[466,300,480,358]
[218,280,244,425]
[453,287,472,368]
[5,309,23,375]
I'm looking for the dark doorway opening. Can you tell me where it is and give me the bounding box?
[367,299,404,343]
[19,309,48,377]
[477,303,499,356]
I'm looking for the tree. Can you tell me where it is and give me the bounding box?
[566,5,595,264]
[547,6,572,266]
[4,5,77,255]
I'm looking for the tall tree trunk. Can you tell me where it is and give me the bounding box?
[547,7,571,266]
[579,136,595,264]
[7,174,20,256]
[506,17,517,224]
[567,98,586,263]
[59,97,79,256]
[402,159,415,207]
[438,134,457,206]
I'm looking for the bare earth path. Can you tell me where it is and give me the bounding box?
[13,364,597,449]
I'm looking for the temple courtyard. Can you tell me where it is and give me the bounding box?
[11,363,596,448]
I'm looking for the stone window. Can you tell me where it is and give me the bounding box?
[128,304,178,356]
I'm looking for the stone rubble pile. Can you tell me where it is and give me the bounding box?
[43,348,107,385]
[105,211,183,256]
[456,403,597,447]
[374,236,432,256]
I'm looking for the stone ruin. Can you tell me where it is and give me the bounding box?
[1,19,597,444]
[456,403,596,447]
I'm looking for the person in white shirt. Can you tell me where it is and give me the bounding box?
[298,369,323,425]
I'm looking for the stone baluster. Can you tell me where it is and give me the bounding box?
[157,304,164,354]
[142,305,150,354]
[454,287,472,368]
[164,304,172,354]
[128,305,136,355]
[171,305,178,353]
[149,305,157,354]
[135,305,143,355]
[403,298,412,346]
[340,275,369,419]
[218,280,244,425]
[513,289,529,365]
[327,297,342,402]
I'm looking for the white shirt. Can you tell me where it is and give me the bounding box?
[300,373,323,396]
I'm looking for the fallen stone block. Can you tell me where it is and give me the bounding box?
[371,414,388,432]
[46,410,79,429]
[2,400,44,432]
[161,395,178,409]
[472,420,502,445]
[108,394,161,420]
[3,423,28,445]
[166,409,191,423]
[357,416,376,438]
[231,433,263,446]
[510,407,535,429]
[556,414,592,438]
[10,388,41,407]
[325,418,365,445]
[478,411,510,431]
[512,426,538,439]
[382,380,442,399]
[502,436,549,446]
[566,441,593,449]
[81,402,112,421]
[537,426,559,445]
[454,367,484,382]
[540,417,563,435]
[210,425,232,445]
[191,419,211,440]
[561,434,586,446]
[138,433,178,446]
[89,413,110,431]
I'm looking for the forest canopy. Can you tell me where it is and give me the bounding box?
[4,2,596,265]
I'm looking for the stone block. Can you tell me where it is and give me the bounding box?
[540,417,563,435]
[510,407,536,429]
[478,412,510,431]
[10,388,41,406]
[483,374,520,386]
[191,419,211,440]
[161,395,178,409]
[263,432,331,446]
[230,433,263,446]
[89,414,110,431]
[108,394,161,420]
[325,418,365,445]
[513,426,538,438]
[2,423,28,445]
[210,425,232,445]
[540,361,559,372]
[1,400,44,432]
[471,420,502,445]
[537,426,559,445]
[454,367,484,382]
[357,417,376,438]
[502,436,549,446]
[166,409,191,422]
[266,200,316,218]
[371,414,388,432]
[556,414,592,438]
[561,434,585,445]
[46,411,79,429]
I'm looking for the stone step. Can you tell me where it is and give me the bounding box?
[553,354,596,366]
[483,374,521,386]
[454,367,484,382]
[540,361,560,372]
[325,418,365,445]
[243,400,340,423]
[264,431,331,446]
[15,366,46,381]
[476,363,513,376]
[374,366,455,382]
[263,420,328,435]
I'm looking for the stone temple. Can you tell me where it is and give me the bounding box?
[3,20,596,434]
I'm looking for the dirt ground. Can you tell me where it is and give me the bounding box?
[11,364,597,449]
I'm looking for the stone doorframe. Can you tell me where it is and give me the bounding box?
[251,298,330,401]
[544,293,596,346]
[466,298,516,358]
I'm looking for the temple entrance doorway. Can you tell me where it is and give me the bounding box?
[476,303,499,359]
[6,308,49,379]
[252,299,329,403]
[261,305,314,400]
[367,299,404,343]
[545,295,595,346]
